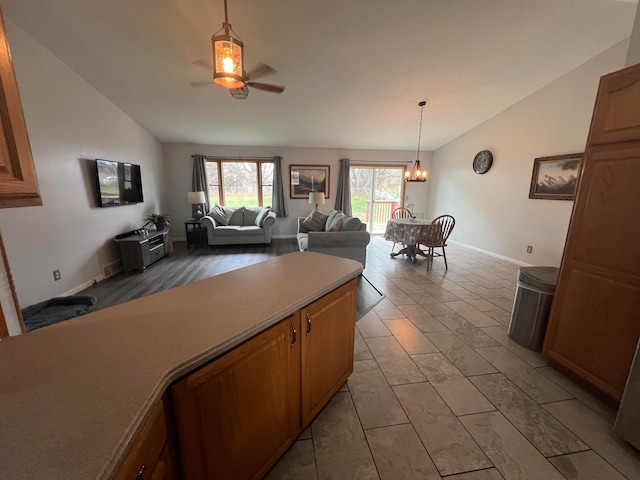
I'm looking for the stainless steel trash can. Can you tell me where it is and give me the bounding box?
[507,266,559,351]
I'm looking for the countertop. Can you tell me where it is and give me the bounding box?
[0,252,362,480]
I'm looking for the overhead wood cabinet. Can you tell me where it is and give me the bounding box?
[543,63,640,404]
[170,279,357,480]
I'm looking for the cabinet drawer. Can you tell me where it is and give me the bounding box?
[149,245,165,262]
[114,401,167,480]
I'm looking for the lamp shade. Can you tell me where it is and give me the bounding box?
[187,191,207,204]
[212,35,244,89]
[308,192,325,206]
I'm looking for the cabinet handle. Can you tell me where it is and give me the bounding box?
[306,312,312,336]
[135,465,145,480]
[290,321,297,348]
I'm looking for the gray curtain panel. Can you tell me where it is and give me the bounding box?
[192,154,210,217]
[272,156,288,218]
[335,158,351,215]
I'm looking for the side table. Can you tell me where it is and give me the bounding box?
[185,220,207,248]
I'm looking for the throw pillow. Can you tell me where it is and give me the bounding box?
[328,219,343,232]
[327,211,346,231]
[229,207,245,226]
[324,210,339,231]
[244,206,262,225]
[340,216,363,231]
[254,207,271,227]
[210,205,233,225]
[302,209,328,232]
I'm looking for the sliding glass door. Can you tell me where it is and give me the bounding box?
[350,165,405,234]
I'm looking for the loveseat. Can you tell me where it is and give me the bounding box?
[297,209,370,267]
[201,205,276,246]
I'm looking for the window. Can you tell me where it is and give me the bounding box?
[205,159,273,208]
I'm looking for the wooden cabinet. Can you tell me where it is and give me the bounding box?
[0,6,42,209]
[114,398,178,480]
[171,278,357,480]
[115,230,169,272]
[543,63,640,404]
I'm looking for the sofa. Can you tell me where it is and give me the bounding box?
[297,209,371,267]
[201,205,276,246]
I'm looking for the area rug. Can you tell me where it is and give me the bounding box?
[356,275,385,319]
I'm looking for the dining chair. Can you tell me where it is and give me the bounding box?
[421,214,455,271]
[390,207,413,254]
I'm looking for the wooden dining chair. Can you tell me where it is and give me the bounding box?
[421,214,455,271]
[390,207,413,254]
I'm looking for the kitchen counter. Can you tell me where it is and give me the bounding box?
[0,252,362,480]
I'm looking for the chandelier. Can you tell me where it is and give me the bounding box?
[212,0,245,89]
[405,100,428,182]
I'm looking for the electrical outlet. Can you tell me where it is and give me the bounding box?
[53,269,61,281]
[526,246,533,254]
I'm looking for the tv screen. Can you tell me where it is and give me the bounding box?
[96,159,143,207]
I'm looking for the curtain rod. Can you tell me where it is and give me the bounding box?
[192,155,278,160]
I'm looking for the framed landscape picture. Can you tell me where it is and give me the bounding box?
[290,165,330,199]
[529,153,583,200]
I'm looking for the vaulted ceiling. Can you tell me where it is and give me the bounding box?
[3,0,637,150]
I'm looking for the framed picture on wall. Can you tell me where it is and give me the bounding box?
[290,165,330,199]
[529,153,583,200]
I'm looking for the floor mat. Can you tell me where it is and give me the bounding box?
[356,275,385,319]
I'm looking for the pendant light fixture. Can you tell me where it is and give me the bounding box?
[212,0,245,89]
[405,100,428,182]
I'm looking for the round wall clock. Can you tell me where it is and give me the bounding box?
[473,150,493,174]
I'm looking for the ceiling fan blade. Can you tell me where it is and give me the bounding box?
[245,63,276,81]
[246,82,285,94]
[189,81,213,87]
[192,59,212,71]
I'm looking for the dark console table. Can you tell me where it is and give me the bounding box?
[114,229,169,272]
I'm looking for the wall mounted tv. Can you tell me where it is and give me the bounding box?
[95,159,144,207]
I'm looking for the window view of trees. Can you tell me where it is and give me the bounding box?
[351,166,405,233]
[205,159,273,207]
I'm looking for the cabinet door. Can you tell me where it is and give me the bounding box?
[171,314,301,480]
[301,279,357,425]
[543,63,640,403]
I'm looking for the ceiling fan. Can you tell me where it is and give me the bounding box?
[189,0,285,99]
[190,61,285,99]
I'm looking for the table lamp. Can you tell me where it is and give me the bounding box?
[308,192,325,210]
[187,191,207,219]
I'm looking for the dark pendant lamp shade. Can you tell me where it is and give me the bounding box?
[406,101,429,183]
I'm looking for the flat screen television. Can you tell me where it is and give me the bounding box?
[95,159,144,207]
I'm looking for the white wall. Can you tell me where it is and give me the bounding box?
[627,2,640,66]
[0,21,166,310]
[162,144,432,238]
[428,40,629,266]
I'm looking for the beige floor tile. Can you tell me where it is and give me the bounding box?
[347,359,409,429]
[354,328,374,361]
[365,336,426,385]
[544,399,640,479]
[393,382,492,476]
[475,346,573,403]
[424,330,497,376]
[484,296,514,311]
[398,304,449,333]
[357,309,392,338]
[380,285,417,306]
[483,309,511,326]
[460,411,566,480]
[390,278,425,294]
[548,450,628,480]
[421,284,462,302]
[412,353,495,415]
[418,300,457,316]
[374,298,408,319]
[465,298,505,312]
[384,319,440,355]
[480,325,548,368]
[470,373,587,456]
[264,439,317,480]
[536,366,617,423]
[436,314,500,349]
[443,301,500,327]
[445,469,505,479]
[311,391,379,480]
[366,424,441,480]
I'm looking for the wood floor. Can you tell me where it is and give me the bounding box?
[80,239,383,317]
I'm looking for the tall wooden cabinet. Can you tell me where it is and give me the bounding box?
[543,63,640,404]
[171,279,357,480]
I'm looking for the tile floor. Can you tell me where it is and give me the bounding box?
[265,236,640,480]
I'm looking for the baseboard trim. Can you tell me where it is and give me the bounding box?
[449,240,532,267]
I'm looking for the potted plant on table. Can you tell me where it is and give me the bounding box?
[144,213,171,231]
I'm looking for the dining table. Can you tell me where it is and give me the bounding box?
[384,217,433,263]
